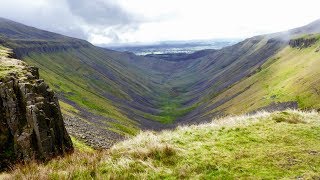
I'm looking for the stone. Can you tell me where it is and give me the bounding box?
[0,58,73,170]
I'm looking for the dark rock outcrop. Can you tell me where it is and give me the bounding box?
[0,58,73,170]
[289,37,318,48]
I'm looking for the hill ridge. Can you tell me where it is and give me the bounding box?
[1,17,320,147]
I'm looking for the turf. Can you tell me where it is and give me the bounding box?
[2,110,320,179]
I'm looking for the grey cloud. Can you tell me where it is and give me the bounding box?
[64,0,146,43]
[65,0,141,26]
[106,30,121,43]
[0,0,89,39]
[0,0,148,44]
[63,0,147,43]
[54,25,89,40]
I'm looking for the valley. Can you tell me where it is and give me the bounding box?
[1,18,320,148]
[105,39,238,55]
[1,15,320,179]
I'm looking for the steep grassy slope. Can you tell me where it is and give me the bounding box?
[1,17,320,146]
[0,18,288,129]
[2,110,319,179]
[169,36,284,99]
[171,20,320,124]
[20,47,181,147]
[0,18,178,144]
[204,34,320,117]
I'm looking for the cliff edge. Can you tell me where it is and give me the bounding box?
[0,47,73,170]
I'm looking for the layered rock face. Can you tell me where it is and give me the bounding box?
[0,58,73,170]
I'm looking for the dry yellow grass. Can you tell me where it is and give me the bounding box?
[1,110,320,179]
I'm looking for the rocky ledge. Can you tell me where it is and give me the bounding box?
[0,57,73,170]
[289,36,318,48]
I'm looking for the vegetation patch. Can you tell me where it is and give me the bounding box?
[23,51,140,135]
[70,136,94,153]
[271,111,306,124]
[148,92,198,124]
[59,100,79,115]
[0,45,12,57]
[207,34,320,115]
[3,110,320,179]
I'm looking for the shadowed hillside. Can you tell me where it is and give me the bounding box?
[172,19,320,124]
[1,17,320,147]
[200,32,320,122]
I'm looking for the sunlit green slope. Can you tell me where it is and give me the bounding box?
[0,17,179,138]
[2,17,320,139]
[206,34,320,116]
[3,110,320,179]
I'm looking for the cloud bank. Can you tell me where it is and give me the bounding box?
[0,0,319,45]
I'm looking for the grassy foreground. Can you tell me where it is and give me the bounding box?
[1,110,320,179]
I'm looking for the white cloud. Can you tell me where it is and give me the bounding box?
[0,0,320,44]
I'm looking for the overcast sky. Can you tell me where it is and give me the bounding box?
[0,0,319,45]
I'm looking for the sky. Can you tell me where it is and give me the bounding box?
[0,0,320,45]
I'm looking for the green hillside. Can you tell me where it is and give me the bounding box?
[206,34,320,116]
[2,110,319,179]
[1,16,320,180]
[0,18,180,144]
[1,17,320,146]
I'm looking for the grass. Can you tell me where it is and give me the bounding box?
[292,33,320,41]
[21,47,198,125]
[2,110,320,179]
[70,136,94,153]
[59,101,79,115]
[23,49,140,136]
[145,92,198,124]
[0,56,28,79]
[207,34,320,115]
[0,45,11,57]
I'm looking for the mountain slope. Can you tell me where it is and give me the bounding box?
[1,17,320,147]
[203,34,320,119]
[3,110,320,179]
[172,19,320,124]
[0,18,177,147]
[0,45,73,170]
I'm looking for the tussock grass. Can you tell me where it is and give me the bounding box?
[0,45,11,57]
[272,111,307,124]
[1,110,320,179]
[0,57,29,78]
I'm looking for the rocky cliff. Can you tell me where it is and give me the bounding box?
[0,55,73,170]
